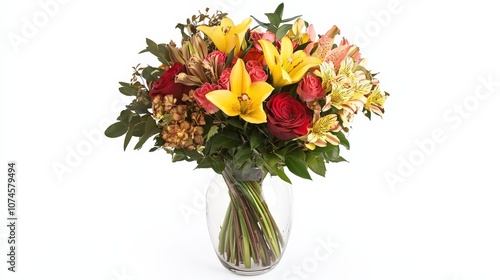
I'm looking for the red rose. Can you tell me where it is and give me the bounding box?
[193,83,221,114]
[266,92,311,140]
[149,62,192,102]
[218,68,232,89]
[296,75,325,102]
[246,60,268,83]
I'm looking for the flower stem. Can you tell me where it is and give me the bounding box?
[218,168,285,269]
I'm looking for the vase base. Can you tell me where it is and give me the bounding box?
[218,257,280,276]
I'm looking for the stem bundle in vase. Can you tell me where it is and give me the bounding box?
[219,169,285,269]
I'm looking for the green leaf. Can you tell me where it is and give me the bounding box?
[250,16,270,30]
[211,131,241,149]
[118,83,137,96]
[364,109,372,120]
[276,167,292,184]
[141,66,164,83]
[265,12,282,28]
[306,154,326,177]
[274,3,285,18]
[281,15,302,23]
[104,122,128,138]
[332,132,350,150]
[117,109,133,124]
[123,116,140,150]
[225,48,235,68]
[227,118,243,130]
[196,157,225,174]
[287,147,306,161]
[211,156,225,173]
[131,117,147,137]
[285,156,311,180]
[234,146,252,168]
[123,115,141,151]
[206,125,218,142]
[331,156,348,163]
[134,116,160,150]
[172,154,186,162]
[250,129,261,150]
[275,24,293,40]
[141,38,170,65]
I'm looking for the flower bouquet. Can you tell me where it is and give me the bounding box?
[105,2,388,275]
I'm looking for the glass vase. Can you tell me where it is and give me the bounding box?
[205,164,293,275]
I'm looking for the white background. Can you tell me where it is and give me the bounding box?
[1,0,500,279]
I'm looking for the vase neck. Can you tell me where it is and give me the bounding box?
[223,163,265,182]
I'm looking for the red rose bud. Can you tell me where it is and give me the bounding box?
[194,83,222,114]
[266,92,311,140]
[296,75,326,102]
[149,62,193,102]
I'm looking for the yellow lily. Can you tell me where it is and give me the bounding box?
[197,17,252,55]
[259,36,322,88]
[205,59,274,124]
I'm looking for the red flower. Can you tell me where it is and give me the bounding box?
[296,74,325,102]
[193,83,221,114]
[266,92,311,140]
[243,48,265,64]
[149,62,193,102]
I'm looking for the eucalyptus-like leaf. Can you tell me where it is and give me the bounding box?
[134,116,160,150]
[105,122,128,138]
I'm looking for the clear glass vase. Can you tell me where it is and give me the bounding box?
[205,164,293,275]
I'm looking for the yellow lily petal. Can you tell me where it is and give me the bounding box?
[260,37,321,88]
[246,82,273,103]
[230,59,251,95]
[206,58,273,124]
[280,37,294,67]
[239,81,273,124]
[288,55,322,82]
[259,39,279,67]
[205,90,240,116]
[231,17,252,38]
[197,17,251,55]
[197,25,227,52]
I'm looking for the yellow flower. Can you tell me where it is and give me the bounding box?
[205,59,274,124]
[305,113,341,150]
[287,18,311,44]
[365,85,387,116]
[259,36,322,88]
[197,17,252,55]
[323,57,370,112]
